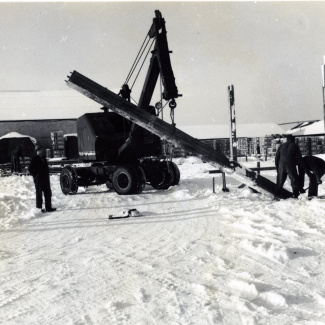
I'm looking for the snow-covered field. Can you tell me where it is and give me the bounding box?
[1,156,325,325]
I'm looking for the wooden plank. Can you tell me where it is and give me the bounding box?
[255,175,292,199]
[250,167,276,171]
[66,70,282,199]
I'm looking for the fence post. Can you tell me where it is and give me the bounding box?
[257,161,260,176]
[222,172,229,192]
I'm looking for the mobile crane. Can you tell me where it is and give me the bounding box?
[60,10,183,195]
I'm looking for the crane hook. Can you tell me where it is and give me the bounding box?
[169,99,177,109]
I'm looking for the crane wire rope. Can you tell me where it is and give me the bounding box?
[130,37,156,91]
[124,33,150,85]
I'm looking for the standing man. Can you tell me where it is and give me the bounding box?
[274,134,311,200]
[11,146,24,173]
[29,144,56,213]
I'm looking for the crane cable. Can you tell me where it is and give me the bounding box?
[130,37,156,91]
[124,33,150,85]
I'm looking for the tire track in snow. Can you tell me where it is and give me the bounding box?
[88,208,225,324]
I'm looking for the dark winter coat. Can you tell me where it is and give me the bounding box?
[298,155,325,187]
[29,154,52,210]
[28,154,50,186]
[275,140,305,172]
[274,139,306,197]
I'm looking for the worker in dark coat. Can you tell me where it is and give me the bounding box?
[298,155,325,198]
[11,146,24,173]
[29,144,56,213]
[274,134,311,200]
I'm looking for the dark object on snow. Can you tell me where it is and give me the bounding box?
[298,156,325,198]
[109,209,141,219]
[29,146,56,212]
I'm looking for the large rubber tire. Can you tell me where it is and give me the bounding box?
[106,181,113,190]
[134,166,146,194]
[60,166,78,195]
[169,161,180,186]
[112,165,139,195]
[151,161,175,190]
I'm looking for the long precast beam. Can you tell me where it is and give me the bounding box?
[66,70,279,199]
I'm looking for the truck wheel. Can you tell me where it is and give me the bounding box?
[106,181,113,190]
[112,165,138,195]
[151,161,175,190]
[60,166,78,195]
[169,161,180,186]
[134,166,146,194]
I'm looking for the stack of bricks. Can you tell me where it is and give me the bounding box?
[51,131,65,158]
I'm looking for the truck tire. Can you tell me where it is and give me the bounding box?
[169,161,180,186]
[134,166,146,194]
[112,165,139,195]
[151,161,175,190]
[106,181,113,190]
[60,166,78,195]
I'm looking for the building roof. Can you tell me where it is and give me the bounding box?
[178,123,286,139]
[0,131,36,143]
[286,120,325,136]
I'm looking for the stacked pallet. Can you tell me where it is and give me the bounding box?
[51,131,65,158]
[20,156,31,165]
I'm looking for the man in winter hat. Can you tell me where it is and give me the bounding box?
[29,144,56,213]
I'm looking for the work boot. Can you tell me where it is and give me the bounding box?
[292,193,299,199]
[46,207,56,212]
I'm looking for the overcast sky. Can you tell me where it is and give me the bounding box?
[1,1,325,126]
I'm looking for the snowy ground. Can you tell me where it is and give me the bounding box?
[1,156,325,325]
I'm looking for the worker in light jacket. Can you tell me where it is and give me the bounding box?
[274,134,311,200]
[29,144,56,213]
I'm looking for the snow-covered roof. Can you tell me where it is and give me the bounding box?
[0,131,37,143]
[179,123,286,139]
[287,120,325,136]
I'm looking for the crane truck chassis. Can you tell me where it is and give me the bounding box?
[60,159,180,195]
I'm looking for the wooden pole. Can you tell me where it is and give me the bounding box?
[322,60,325,130]
[228,85,237,162]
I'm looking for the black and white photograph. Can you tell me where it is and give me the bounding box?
[1,1,325,324]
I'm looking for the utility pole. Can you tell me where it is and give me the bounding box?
[228,85,237,161]
[322,56,325,130]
